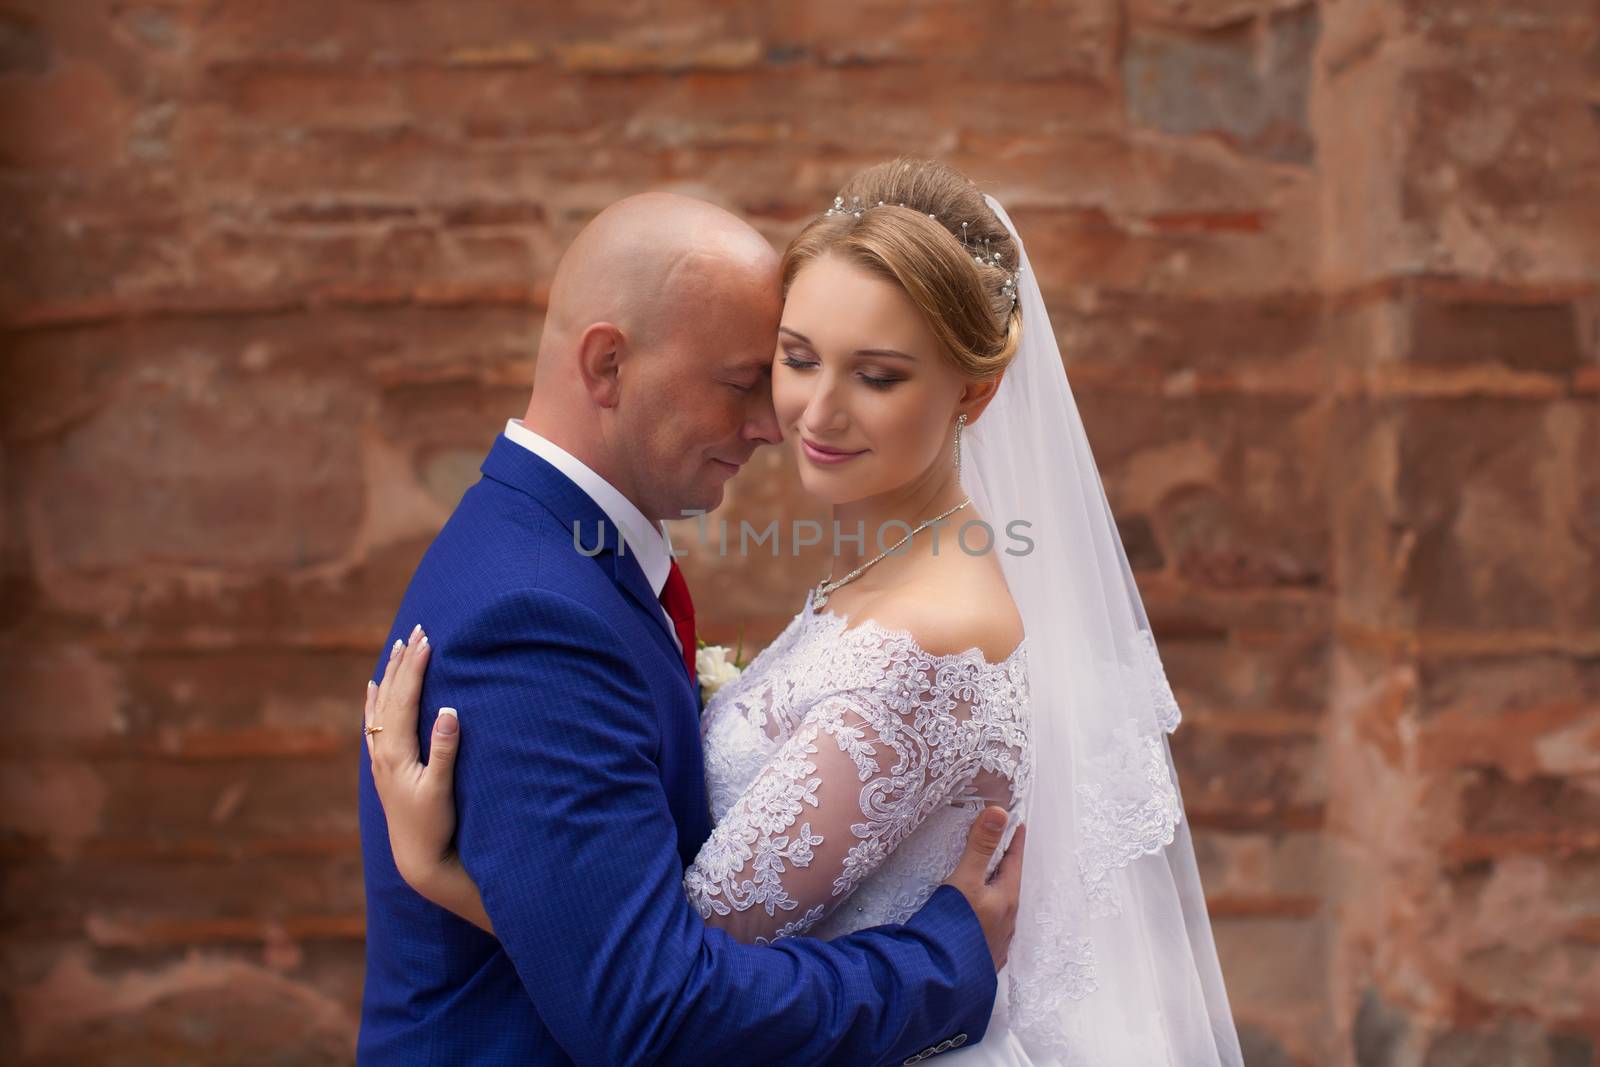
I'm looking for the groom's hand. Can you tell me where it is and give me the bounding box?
[943,806,1025,972]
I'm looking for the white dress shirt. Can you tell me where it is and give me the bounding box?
[502,418,682,652]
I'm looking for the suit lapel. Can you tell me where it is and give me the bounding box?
[480,435,689,675]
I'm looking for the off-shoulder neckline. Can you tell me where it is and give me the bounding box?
[801,589,1027,670]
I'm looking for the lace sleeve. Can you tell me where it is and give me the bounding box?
[683,649,1025,945]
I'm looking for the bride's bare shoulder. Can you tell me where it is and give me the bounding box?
[867,561,1024,663]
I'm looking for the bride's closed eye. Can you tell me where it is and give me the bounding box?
[854,369,900,390]
[780,352,900,390]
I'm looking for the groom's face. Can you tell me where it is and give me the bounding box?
[617,260,785,520]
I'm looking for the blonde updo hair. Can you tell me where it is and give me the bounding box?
[780,158,1023,380]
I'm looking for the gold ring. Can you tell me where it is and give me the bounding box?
[364,724,384,736]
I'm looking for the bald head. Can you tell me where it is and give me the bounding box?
[523,192,785,521]
[534,193,778,391]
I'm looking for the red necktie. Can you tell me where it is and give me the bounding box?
[659,559,698,684]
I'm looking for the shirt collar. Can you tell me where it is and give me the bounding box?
[502,418,673,598]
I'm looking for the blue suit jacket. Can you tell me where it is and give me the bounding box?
[358,434,997,1065]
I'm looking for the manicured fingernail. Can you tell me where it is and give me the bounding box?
[418,633,428,649]
[436,707,458,735]
[391,639,404,657]
[409,623,422,643]
[367,680,376,691]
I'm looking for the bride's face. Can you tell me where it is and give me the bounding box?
[773,253,972,506]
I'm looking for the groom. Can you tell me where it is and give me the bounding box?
[358,193,1022,1065]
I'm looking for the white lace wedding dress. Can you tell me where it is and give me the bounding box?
[683,590,1038,1064]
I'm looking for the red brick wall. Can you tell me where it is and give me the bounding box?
[2,2,1595,1063]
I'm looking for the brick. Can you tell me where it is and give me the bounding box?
[1329,395,1600,634]
[4,851,364,942]
[1060,292,1325,378]
[1211,914,1330,1032]
[1417,650,1600,720]
[196,0,631,66]
[1397,0,1599,30]
[1398,44,1600,281]
[1173,726,1326,814]
[1,437,15,581]
[1142,578,1332,644]
[554,38,763,75]
[1192,828,1326,899]
[1159,483,1325,589]
[0,57,135,171]
[1416,654,1600,780]
[3,310,546,634]
[3,645,124,743]
[1158,631,1330,718]
[1451,854,1600,953]
[12,948,356,1065]
[1458,765,1600,838]
[19,349,366,580]
[0,177,187,320]
[1236,1023,1297,1067]
[994,203,1319,301]
[1549,1032,1597,1067]
[1079,393,1330,593]
[0,10,51,77]
[1391,398,1598,631]
[0,761,105,862]
[1129,0,1313,28]
[1408,286,1586,375]
[1352,985,1413,1067]
[1118,513,1166,571]
[769,0,1121,82]
[1124,7,1319,163]
[1454,943,1600,1020]
[0,752,361,882]
[954,124,1310,220]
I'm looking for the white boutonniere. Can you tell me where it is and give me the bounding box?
[696,630,747,703]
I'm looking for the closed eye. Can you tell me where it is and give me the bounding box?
[783,353,898,389]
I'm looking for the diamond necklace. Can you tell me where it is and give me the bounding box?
[811,497,973,612]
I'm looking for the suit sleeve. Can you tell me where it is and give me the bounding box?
[443,588,997,1067]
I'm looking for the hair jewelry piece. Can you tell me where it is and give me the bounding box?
[822,195,1022,311]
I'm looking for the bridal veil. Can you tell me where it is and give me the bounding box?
[963,194,1246,1065]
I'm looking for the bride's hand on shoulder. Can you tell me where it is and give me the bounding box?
[364,627,464,896]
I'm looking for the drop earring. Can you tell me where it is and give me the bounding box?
[954,413,968,481]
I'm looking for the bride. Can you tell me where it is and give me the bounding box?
[365,159,1245,1064]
